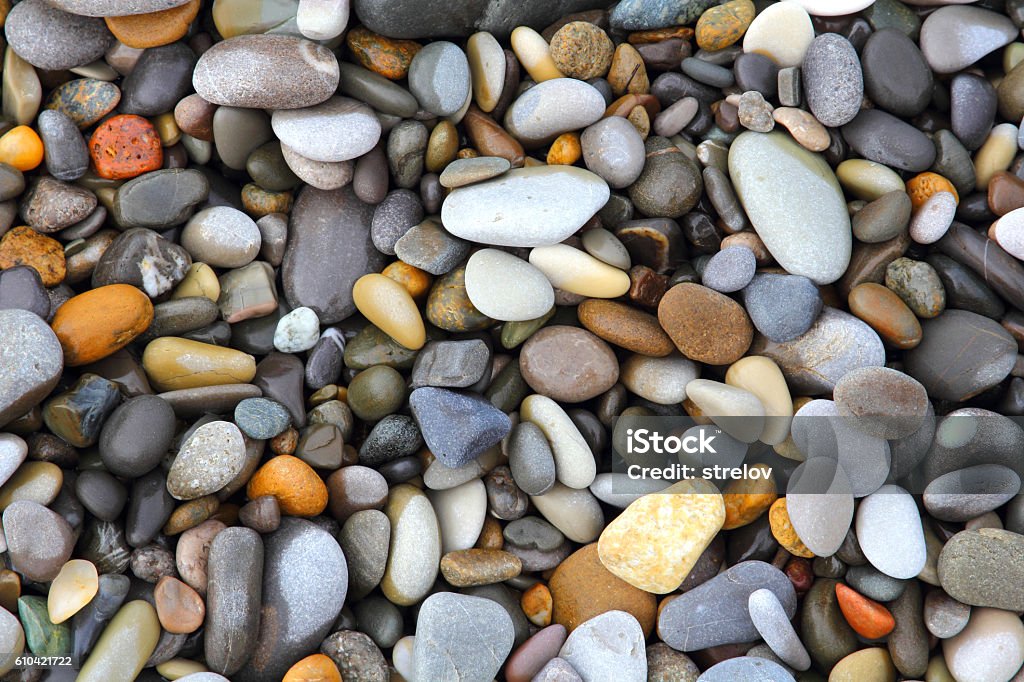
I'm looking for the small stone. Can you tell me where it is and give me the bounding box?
[4,500,73,582]
[273,307,320,353]
[856,485,927,580]
[273,97,381,163]
[5,0,112,71]
[802,34,863,128]
[410,387,511,467]
[89,114,163,180]
[598,479,724,594]
[520,326,619,403]
[702,246,756,293]
[548,22,614,80]
[696,0,755,52]
[413,592,514,681]
[658,283,753,365]
[580,117,645,189]
[47,559,98,625]
[748,588,811,671]
[192,35,339,109]
[246,455,328,517]
[920,5,1017,74]
[742,1,814,68]
[943,608,1024,682]
[0,309,64,426]
[559,611,646,682]
[154,575,204,634]
[167,421,246,501]
[0,227,66,288]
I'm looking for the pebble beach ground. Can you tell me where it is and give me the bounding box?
[2,0,1024,680]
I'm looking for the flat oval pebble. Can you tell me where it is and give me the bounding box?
[580,117,645,189]
[802,33,863,128]
[742,2,814,68]
[658,282,753,365]
[504,78,605,147]
[272,97,381,163]
[167,421,246,500]
[5,0,113,71]
[529,245,630,299]
[192,35,339,109]
[856,485,927,579]
[943,608,1024,682]
[408,41,471,117]
[729,131,851,284]
[441,166,609,247]
[464,248,553,321]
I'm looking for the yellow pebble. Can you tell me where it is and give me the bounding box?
[546,132,581,165]
[510,26,565,82]
[153,112,182,147]
[836,159,906,201]
[769,497,814,558]
[975,122,1018,189]
[529,244,630,298]
[142,337,256,391]
[352,273,426,350]
[171,263,221,302]
[47,560,99,624]
[0,125,43,171]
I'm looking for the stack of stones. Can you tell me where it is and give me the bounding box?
[1,0,1024,680]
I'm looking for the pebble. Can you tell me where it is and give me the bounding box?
[559,611,646,682]
[657,561,796,651]
[442,166,609,247]
[529,245,630,299]
[598,479,723,593]
[861,27,932,117]
[381,484,440,606]
[411,339,489,389]
[924,590,971,640]
[920,5,1017,74]
[658,282,752,365]
[938,528,1024,610]
[76,600,160,682]
[842,109,936,172]
[3,500,73,582]
[89,114,162,180]
[273,307,320,353]
[464,248,553,321]
[751,307,885,394]
[729,131,851,284]
[548,22,613,80]
[802,34,863,128]
[181,206,260,269]
[742,1,814,68]
[5,0,113,71]
[410,386,511,467]
[904,309,1016,401]
[246,455,328,517]
[236,519,347,681]
[0,309,64,426]
[273,97,381,163]
[742,273,822,343]
[856,485,927,579]
[193,35,338,109]
[702,245,756,293]
[943,608,1024,682]
[167,421,246,500]
[519,326,618,403]
[408,41,471,117]
[580,117,645,189]
[504,78,605,147]
[749,587,810,671]
[413,592,514,682]
[284,187,385,324]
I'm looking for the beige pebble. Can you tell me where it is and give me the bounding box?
[529,244,630,298]
[142,338,256,392]
[974,122,1019,189]
[943,608,1024,682]
[685,379,766,443]
[47,559,99,624]
[725,356,793,445]
[529,483,603,543]
[467,31,505,112]
[743,2,814,68]
[352,274,426,350]
[171,263,220,302]
[598,479,725,594]
[510,27,564,83]
[772,106,830,152]
[836,159,906,201]
[521,394,596,490]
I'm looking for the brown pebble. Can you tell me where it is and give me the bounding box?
[439,549,522,587]
[657,282,753,364]
[154,574,206,634]
[577,299,675,356]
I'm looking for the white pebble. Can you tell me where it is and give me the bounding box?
[909,191,956,244]
[273,306,320,353]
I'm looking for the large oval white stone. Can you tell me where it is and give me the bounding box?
[729,131,852,285]
[441,166,610,247]
[464,249,554,321]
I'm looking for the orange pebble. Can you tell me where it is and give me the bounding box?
[50,284,154,365]
[383,260,433,301]
[768,498,814,558]
[282,654,342,682]
[89,114,163,180]
[906,172,959,210]
[521,583,553,627]
[0,126,44,171]
[835,583,896,639]
[547,132,582,165]
[247,455,328,517]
